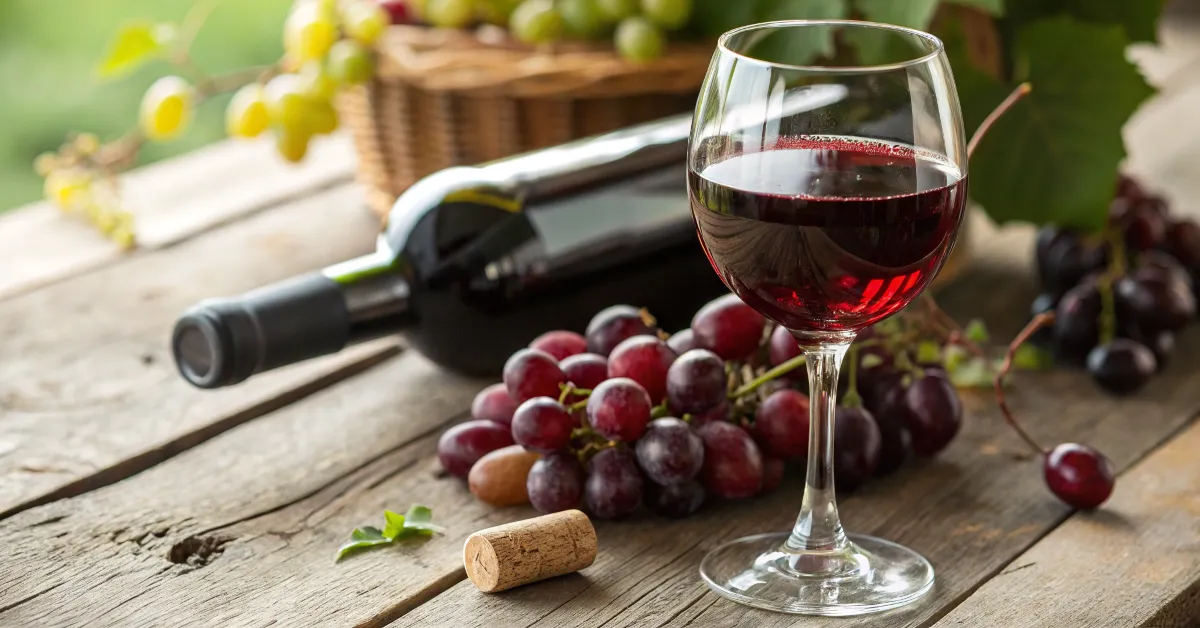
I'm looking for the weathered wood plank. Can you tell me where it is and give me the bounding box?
[0,133,356,301]
[932,419,1200,628]
[0,352,496,628]
[395,292,1200,628]
[0,182,388,518]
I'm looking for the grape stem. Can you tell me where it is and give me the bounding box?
[993,312,1054,455]
[920,295,986,358]
[968,82,1033,158]
[842,346,863,408]
[728,354,806,400]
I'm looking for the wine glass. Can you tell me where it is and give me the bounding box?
[687,21,967,615]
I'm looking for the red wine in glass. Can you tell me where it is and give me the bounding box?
[688,136,968,332]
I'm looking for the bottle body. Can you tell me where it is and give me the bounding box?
[173,114,729,388]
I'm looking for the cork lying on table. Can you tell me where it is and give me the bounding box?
[463,509,598,593]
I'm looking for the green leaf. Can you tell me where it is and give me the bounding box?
[966,17,1154,231]
[916,340,941,365]
[854,0,939,28]
[401,504,445,535]
[693,0,758,37]
[748,0,848,66]
[336,537,392,561]
[860,353,885,369]
[1006,0,1164,43]
[351,526,386,541]
[943,0,1004,15]
[98,22,176,79]
[949,357,996,388]
[1013,344,1055,370]
[964,319,990,344]
[382,511,406,540]
[943,344,970,372]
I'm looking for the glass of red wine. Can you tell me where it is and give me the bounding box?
[688,21,967,615]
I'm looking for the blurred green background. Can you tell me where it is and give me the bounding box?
[0,0,293,212]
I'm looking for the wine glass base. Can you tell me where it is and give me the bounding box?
[699,532,934,616]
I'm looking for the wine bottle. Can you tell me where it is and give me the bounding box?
[172,114,729,388]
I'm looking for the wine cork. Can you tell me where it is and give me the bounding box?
[463,510,597,593]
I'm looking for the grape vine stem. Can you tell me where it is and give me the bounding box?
[728,354,806,399]
[968,82,1032,158]
[994,312,1054,455]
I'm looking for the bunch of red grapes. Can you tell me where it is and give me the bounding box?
[437,293,966,520]
[1036,174,1197,395]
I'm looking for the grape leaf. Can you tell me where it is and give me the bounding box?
[966,17,1154,231]
[854,0,939,28]
[1006,0,1164,43]
[338,527,391,561]
[98,22,176,79]
[759,0,847,21]
[381,511,406,540]
[943,0,1004,16]
[748,0,848,65]
[964,319,990,343]
[351,526,386,541]
[693,0,759,37]
[1013,344,1055,370]
[401,504,445,535]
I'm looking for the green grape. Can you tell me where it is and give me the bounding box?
[299,61,338,99]
[285,2,338,63]
[276,127,313,163]
[640,0,690,30]
[139,76,193,141]
[327,40,375,85]
[425,0,475,28]
[34,153,58,177]
[343,2,389,46]
[226,84,270,139]
[595,0,637,22]
[307,98,340,135]
[614,16,664,63]
[44,170,90,209]
[510,0,562,44]
[74,132,100,155]
[263,74,312,128]
[475,0,523,25]
[559,0,604,37]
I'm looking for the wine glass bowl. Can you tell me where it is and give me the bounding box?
[687,20,967,615]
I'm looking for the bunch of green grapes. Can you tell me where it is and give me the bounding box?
[140,0,386,163]
[423,0,692,63]
[35,134,136,248]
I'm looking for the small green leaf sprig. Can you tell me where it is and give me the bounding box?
[336,504,446,562]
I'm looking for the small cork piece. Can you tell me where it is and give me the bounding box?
[463,510,597,593]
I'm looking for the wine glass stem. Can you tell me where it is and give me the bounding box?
[786,340,853,554]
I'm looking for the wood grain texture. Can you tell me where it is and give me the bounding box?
[0,182,387,518]
[394,265,1200,628]
[0,133,356,301]
[932,419,1200,628]
[0,352,500,628]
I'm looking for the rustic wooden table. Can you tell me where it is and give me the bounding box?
[2,14,1200,628]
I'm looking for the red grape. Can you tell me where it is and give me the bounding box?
[1114,205,1167,252]
[753,389,810,458]
[504,348,567,403]
[690,401,730,427]
[634,417,704,485]
[666,349,726,415]
[647,479,705,518]
[667,328,698,354]
[378,0,415,24]
[768,324,802,366]
[833,406,881,492]
[1054,284,1102,363]
[585,447,643,519]
[691,293,766,360]
[759,457,786,495]
[1036,226,1107,296]
[1116,173,1145,201]
[1086,339,1156,395]
[1165,219,1200,270]
[511,397,575,453]
[870,385,912,475]
[560,353,608,401]
[530,330,588,361]
[527,451,585,513]
[470,382,517,427]
[586,305,655,356]
[607,335,676,403]
[697,421,763,499]
[437,420,515,479]
[1135,250,1193,291]
[586,377,652,441]
[1116,274,1195,334]
[902,373,962,457]
[1044,443,1114,509]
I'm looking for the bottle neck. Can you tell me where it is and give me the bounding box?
[323,248,415,344]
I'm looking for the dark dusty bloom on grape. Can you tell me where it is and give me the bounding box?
[437,420,515,480]
[470,383,518,427]
[527,451,586,514]
[503,348,567,403]
[697,421,763,499]
[585,447,643,519]
[586,305,655,357]
[587,377,653,442]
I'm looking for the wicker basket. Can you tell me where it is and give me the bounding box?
[339,25,715,217]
